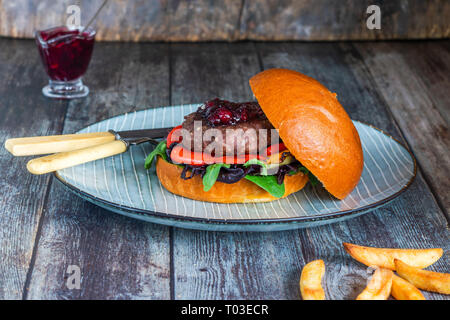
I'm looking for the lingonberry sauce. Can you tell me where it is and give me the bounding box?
[198,98,266,126]
[36,26,95,81]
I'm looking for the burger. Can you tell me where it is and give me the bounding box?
[145,68,363,203]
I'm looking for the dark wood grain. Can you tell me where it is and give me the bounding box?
[0,39,448,300]
[1,0,448,41]
[240,0,450,41]
[354,41,450,216]
[0,39,69,299]
[0,0,243,42]
[256,41,449,299]
[169,41,449,300]
[25,42,173,299]
[169,43,314,299]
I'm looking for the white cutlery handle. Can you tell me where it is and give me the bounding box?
[26,140,127,175]
[5,131,116,156]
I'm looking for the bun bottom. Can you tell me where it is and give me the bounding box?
[156,157,308,203]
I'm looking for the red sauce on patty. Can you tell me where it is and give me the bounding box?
[181,98,276,156]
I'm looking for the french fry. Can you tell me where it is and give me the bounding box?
[394,259,450,295]
[391,274,426,300]
[300,260,325,300]
[356,267,393,300]
[343,242,443,270]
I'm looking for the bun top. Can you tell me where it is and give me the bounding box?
[249,68,363,199]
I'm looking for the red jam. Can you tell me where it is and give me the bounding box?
[36,26,95,81]
[199,98,266,126]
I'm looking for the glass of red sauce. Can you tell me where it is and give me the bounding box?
[35,26,95,99]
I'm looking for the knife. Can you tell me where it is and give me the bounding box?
[5,127,172,174]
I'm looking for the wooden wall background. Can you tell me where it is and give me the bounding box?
[0,0,449,41]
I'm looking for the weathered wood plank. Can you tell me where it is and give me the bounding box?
[25,42,172,299]
[170,41,449,300]
[397,41,450,126]
[2,39,447,300]
[1,0,448,41]
[0,0,243,42]
[0,39,69,299]
[169,43,314,299]
[256,41,449,300]
[241,0,450,41]
[353,41,450,216]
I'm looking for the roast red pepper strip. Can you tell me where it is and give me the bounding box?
[170,144,261,166]
[265,143,287,156]
[167,125,183,146]
[166,126,286,165]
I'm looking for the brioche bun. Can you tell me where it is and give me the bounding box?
[249,68,363,199]
[156,157,308,203]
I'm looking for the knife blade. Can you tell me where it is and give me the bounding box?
[109,127,173,147]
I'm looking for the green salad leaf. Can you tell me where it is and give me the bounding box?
[244,175,285,198]
[144,141,318,198]
[202,163,231,192]
[144,140,167,169]
[243,158,268,175]
[298,167,320,186]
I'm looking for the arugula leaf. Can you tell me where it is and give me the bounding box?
[243,158,268,175]
[244,175,285,198]
[298,167,320,186]
[144,140,167,169]
[203,163,230,192]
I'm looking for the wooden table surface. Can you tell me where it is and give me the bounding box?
[0,38,448,300]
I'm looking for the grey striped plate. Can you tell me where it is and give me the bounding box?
[55,104,416,232]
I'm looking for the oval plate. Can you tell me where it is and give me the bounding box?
[55,104,416,232]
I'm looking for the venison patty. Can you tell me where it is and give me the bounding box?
[180,99,275,156]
